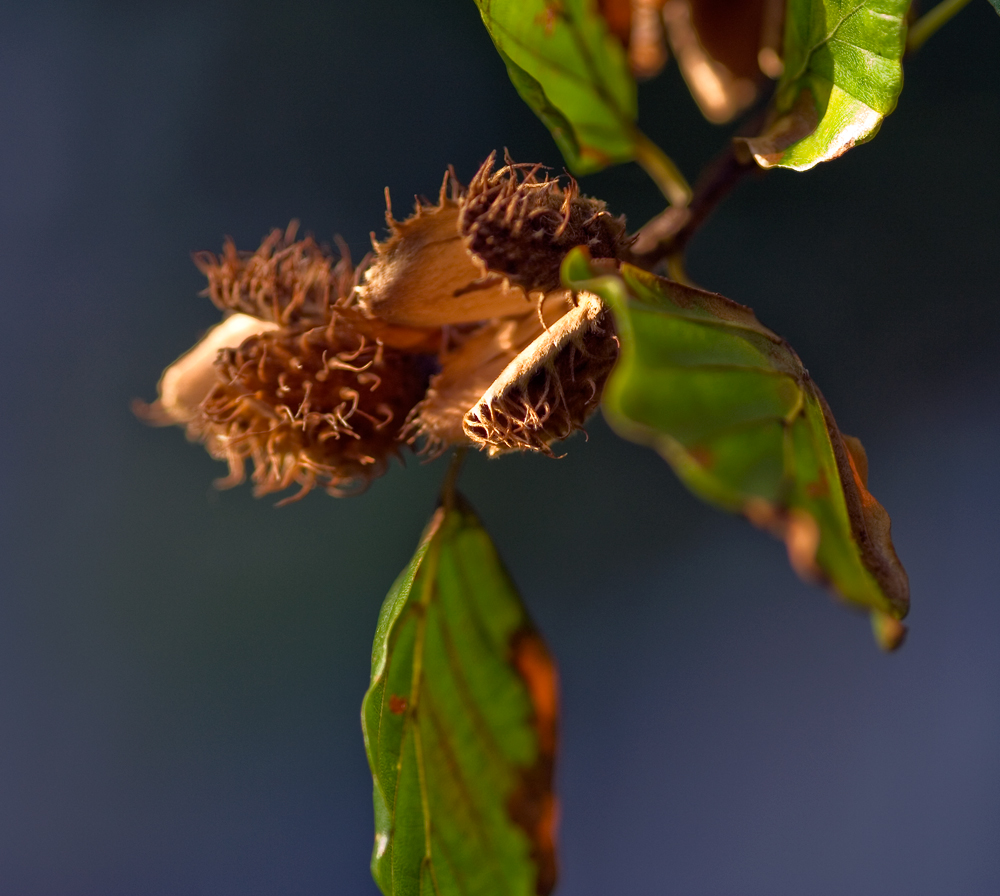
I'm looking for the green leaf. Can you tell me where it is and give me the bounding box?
[563,249,910,650]
[989,0,1000,16]
[739,0,909,170]
[362,497,558,895]
[474,0,638,174]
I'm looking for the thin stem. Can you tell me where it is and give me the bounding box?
[632,130,692,208]
[907,0,974,52]
[440,447,467,511]
[628,141,758,270]
[665,253,692,286]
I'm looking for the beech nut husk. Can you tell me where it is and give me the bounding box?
[139,154,631,499]
[362,152,626,457]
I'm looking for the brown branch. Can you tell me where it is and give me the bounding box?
[625,103,772,273]
[626,141,759,271]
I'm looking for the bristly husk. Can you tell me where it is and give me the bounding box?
[360,153,629,458]
[193,221,357,327]
[193,314,432,501]
[460,151,629,295]
[356,172,532,328]
[463,293,619,456]
[357,152,630,327]
[140,229,437,501]
[144,155,633,494]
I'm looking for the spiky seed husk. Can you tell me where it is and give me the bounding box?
[141,229,439,500]
[193,221,356,326]
[356,175,532,328]
[357,154,630,327]
[138,313,281,426]
[459,152,629,295]
[403,293,577,453]
[193,315,431,500]
[463,293,619,456]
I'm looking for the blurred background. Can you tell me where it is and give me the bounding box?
[1,1,998,893]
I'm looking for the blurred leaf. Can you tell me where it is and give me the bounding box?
[661,0,770,124]
[362,497,558,895]
[738,0,908,170]
[563,249,909,648]
[475,0,638,173]
[989,0,999,15]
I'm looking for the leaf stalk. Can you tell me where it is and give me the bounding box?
[632,130,692,208]
[907,0,974,52]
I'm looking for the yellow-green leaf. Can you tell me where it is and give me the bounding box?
[475,0,638,173]
[563,248,909,649]
[362,497,558,895]
[739,0,909,170]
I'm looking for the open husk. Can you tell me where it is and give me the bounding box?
[140,154,631,499]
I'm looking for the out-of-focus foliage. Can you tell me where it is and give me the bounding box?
[474,0,638,173]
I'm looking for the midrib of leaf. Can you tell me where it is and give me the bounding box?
[392,527,514,896]
[406,533,442,896]
[441,560,509,768]
[421,688,495,863]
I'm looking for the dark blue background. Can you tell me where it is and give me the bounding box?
[1,2,998,893]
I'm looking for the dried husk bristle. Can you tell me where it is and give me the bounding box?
[144,155,633,497]
[193,221,355,326]
[460,152,629,295]
[357,174,532,328]
[358,153,630,327]
[463,293,619,456]
[191,313,431,501]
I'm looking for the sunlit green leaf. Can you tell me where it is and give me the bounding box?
[362,497,558,895]
[739,0,909,170]
[474,0,638,173]
[563,248,910,649]
[989,0,1000,16]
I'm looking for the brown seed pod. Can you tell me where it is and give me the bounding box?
[661,0,785,123]
[138,230,438,501]
[404,309,561,455]
[463,293,619,456]
[405,289,619,457]
[193,221,356,326]
[359,154,628,459]
[459,152,629,296]
[192,314,432,501]
[357,152,629,327]
[143,159,631,492]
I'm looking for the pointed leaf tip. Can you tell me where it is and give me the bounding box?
[362,496,559,895]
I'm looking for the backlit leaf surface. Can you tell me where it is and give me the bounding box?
[563,249,909,648]
[475,0,637,173]
[740,0,909,170]
[362,497,558,895]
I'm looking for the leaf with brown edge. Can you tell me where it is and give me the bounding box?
[362,497,559,895]
[736,0,909,170]
[562,248,909,649]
